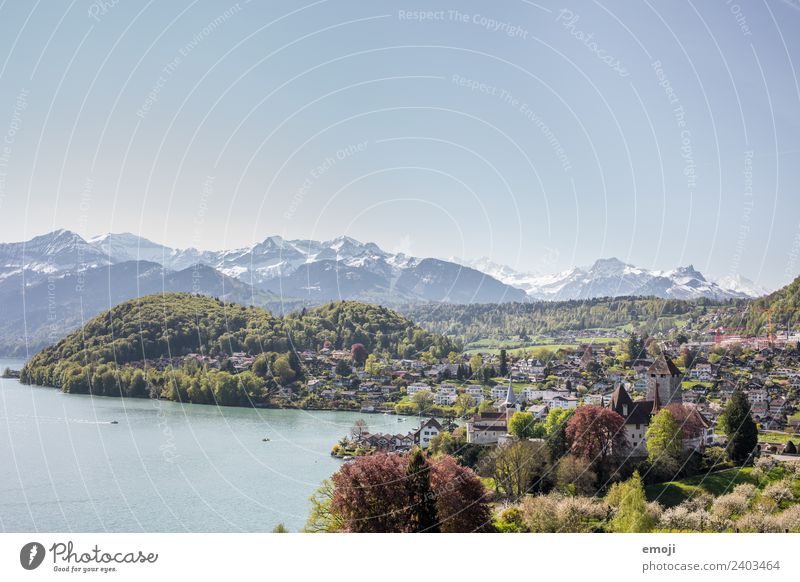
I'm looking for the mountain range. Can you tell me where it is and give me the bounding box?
[453,256,769,302]
[0,229,769,354]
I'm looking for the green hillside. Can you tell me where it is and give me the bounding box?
[20,293,458,390]
[728,274,800,334]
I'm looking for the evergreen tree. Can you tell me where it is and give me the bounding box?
[499,349,508,377]
[722,389,758,464]
[405,449,439,532]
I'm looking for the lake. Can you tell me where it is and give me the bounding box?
[0,357,419,532]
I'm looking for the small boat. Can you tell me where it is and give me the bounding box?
[397,417,405,422]
[262,437,270,442]
[109,421,119,425]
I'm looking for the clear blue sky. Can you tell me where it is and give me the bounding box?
[0,0,799,288]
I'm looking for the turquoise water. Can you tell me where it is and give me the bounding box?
[0,358,415,532]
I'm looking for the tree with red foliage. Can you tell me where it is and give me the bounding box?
[566,406,627,480]
[429,455,494,532]
[350,343,368,366]
[329,452,493,532]
[330,453,408,533]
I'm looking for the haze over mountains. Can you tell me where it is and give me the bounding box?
[0,229,768,355]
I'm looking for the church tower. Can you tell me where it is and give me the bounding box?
[646,354,683,405]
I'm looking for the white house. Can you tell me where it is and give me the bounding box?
[490,386,509,400]
[466,411,509,445]
[465,385,484,403]
[527,404,549,420]
[407,382,431,397]
[434,391,457,406]
[414,418,443,449]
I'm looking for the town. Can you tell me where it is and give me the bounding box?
[122,327,800,459]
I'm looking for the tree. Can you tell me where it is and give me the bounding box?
[428,431,456,456]
[566,406,627,480]
[350,418,368,440]
[454,393,475,417]
[272,355,295,385]
[544,407,574,435]
[508,411,539,439]
[722,389,758,464]
[303,479,345,532]
[364,354,382,376]
[626,333,646,362]
[429,455,494,532]
[555,454,597,496]
[335,359,352,377]
[252,354,271,378]
[406,449,439,532]
[350,343,368,366]
[490,440,549,499]
[609,471,654,532]
[329,453,492,532]
[411,390,435,415]
[469,354,483,376]
[646,409,683,478]
[499,349,509,377]
[272,523,288,533]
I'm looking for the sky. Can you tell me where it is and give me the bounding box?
[0,0,799,289]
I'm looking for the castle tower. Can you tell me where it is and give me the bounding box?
[646,354,682,405]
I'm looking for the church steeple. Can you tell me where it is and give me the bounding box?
[501,379,518,408]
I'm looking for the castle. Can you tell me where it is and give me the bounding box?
[608,353,690,456]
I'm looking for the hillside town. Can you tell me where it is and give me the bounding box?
[166,331,798,459]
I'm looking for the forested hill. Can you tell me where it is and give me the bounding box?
[400,296,733,342]
[21,293,458,382]
[715,273,800,334]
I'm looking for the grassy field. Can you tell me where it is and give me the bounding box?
[645,467,758,507]
[464,335,624,356]
[758,431,800,445]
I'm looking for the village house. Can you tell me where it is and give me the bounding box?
[466,411,509,444]
[414,418,443,449]
[527,403,549,420]
[434,391,456,406]
[465,385,485,403]
[407,382,431,397]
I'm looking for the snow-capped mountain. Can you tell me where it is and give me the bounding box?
[0,230,769,307]
[0,229,111,282]
[454,256,768,301]
[712,274,770,298]
[0,230,774,355]
[0,230,525,305]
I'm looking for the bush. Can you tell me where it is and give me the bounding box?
[521,494,609,533]
[658,504,730,532]
[762,479,796,506]
[712,492,749,519]
[736,511,782,533]
[494,506,527,533]
[774,504,800,532]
